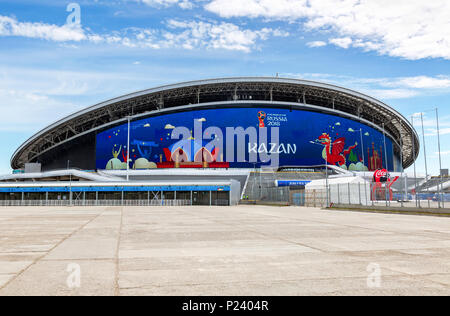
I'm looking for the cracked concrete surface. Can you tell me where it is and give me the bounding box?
[0,205,449,296]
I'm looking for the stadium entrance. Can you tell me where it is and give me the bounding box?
[0,181,241,207]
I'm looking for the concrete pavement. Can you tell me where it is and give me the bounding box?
[0,205,450,296]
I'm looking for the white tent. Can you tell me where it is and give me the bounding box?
[305,176,371,207]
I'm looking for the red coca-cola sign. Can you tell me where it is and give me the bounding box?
[373,169,389,183]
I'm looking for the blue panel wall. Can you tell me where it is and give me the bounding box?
[96,107,397,171]
[0,186,230,193]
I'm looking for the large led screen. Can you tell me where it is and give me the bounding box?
[96,107,396,171]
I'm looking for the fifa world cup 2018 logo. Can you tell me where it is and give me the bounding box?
[257,111,266,128]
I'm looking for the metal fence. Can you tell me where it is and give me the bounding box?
[244,171,313,203]
[244,172,290,203]
[305,178,449,209]
[0,199,191,207]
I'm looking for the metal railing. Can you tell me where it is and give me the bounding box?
[0,199,191,207]
[305,179,450,209]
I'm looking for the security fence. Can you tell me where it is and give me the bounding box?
[305,177,450,209]
[243,170,323,204]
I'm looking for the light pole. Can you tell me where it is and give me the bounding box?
[399,137,405,207]
[436,108,444,208]
[420,113,431,208]
[411,115,419,208]
[382,123,389,206]
[126,116,131,182]
[350,128,368,205]
[357,129,365,167]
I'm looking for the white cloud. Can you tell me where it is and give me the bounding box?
[363,88,419,100]
[408,113,450,136]
[179,0,195,9]
[425,128,450,137]
[0,14,281,52]
[437,150,450,156]
[205,0,450,60]
[306,40,326,48]
[0,88,78,132]
[0,67,160,132]
[162,19,287,52]
[0,15,86,42]
[135,0,196,9]
[329,37,352,49]
[393,76,450,89]
[283,73,450,100]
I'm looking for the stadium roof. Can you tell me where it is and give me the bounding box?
[11,77,420,170]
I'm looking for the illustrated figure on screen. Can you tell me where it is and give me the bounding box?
[318,133,358,167]
[106,145,123,170]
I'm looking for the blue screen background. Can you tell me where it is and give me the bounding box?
[96,107,396,171]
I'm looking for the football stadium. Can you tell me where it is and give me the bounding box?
[1,77,423,206]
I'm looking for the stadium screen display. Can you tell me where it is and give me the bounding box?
[96,107,397,171]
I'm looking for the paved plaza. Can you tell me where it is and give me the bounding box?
[0,205,450,296]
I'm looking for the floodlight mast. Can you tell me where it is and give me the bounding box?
[127,116,131,182]
[436,108,444,208]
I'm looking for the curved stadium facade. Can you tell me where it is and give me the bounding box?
[11,77,419,173]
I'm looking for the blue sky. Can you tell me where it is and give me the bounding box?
[0,0,449,175]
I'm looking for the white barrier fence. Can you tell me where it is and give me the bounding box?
[305,181,449,209]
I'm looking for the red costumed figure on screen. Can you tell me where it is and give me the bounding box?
[318,133,358,167]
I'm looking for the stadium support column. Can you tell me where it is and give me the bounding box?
[190,191,193,206]
[210,191,212,206]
